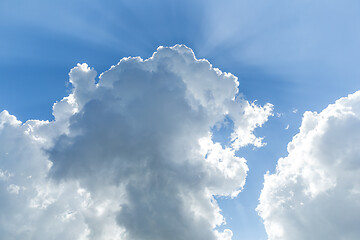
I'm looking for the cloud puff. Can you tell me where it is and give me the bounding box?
[0,110,91,239]
[0,45,272,239]
[257,91,360,240]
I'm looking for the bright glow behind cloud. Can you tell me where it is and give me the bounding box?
[0,45,272,239]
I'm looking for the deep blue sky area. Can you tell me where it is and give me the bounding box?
[1,1,360,239]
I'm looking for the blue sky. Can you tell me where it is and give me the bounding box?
[1,1,360,239]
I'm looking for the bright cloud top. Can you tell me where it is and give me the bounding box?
[0,45,272,240]
[258,91,360,240]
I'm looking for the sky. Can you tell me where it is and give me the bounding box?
[0,1,360,240]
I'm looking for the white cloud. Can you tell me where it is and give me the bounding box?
[0,110,90,239]
[7,184,20,194]
[257,91,360,240]
[0,45,272,239]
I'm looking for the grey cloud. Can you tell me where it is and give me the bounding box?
[0,45,272,240]
[49,45,272,240]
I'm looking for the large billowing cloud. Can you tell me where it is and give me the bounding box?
[257,91,360,240]
[0,45,272,239]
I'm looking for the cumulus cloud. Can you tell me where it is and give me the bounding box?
[0,45,272,239]
[0,110,90,240]
[258,91,360,240]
